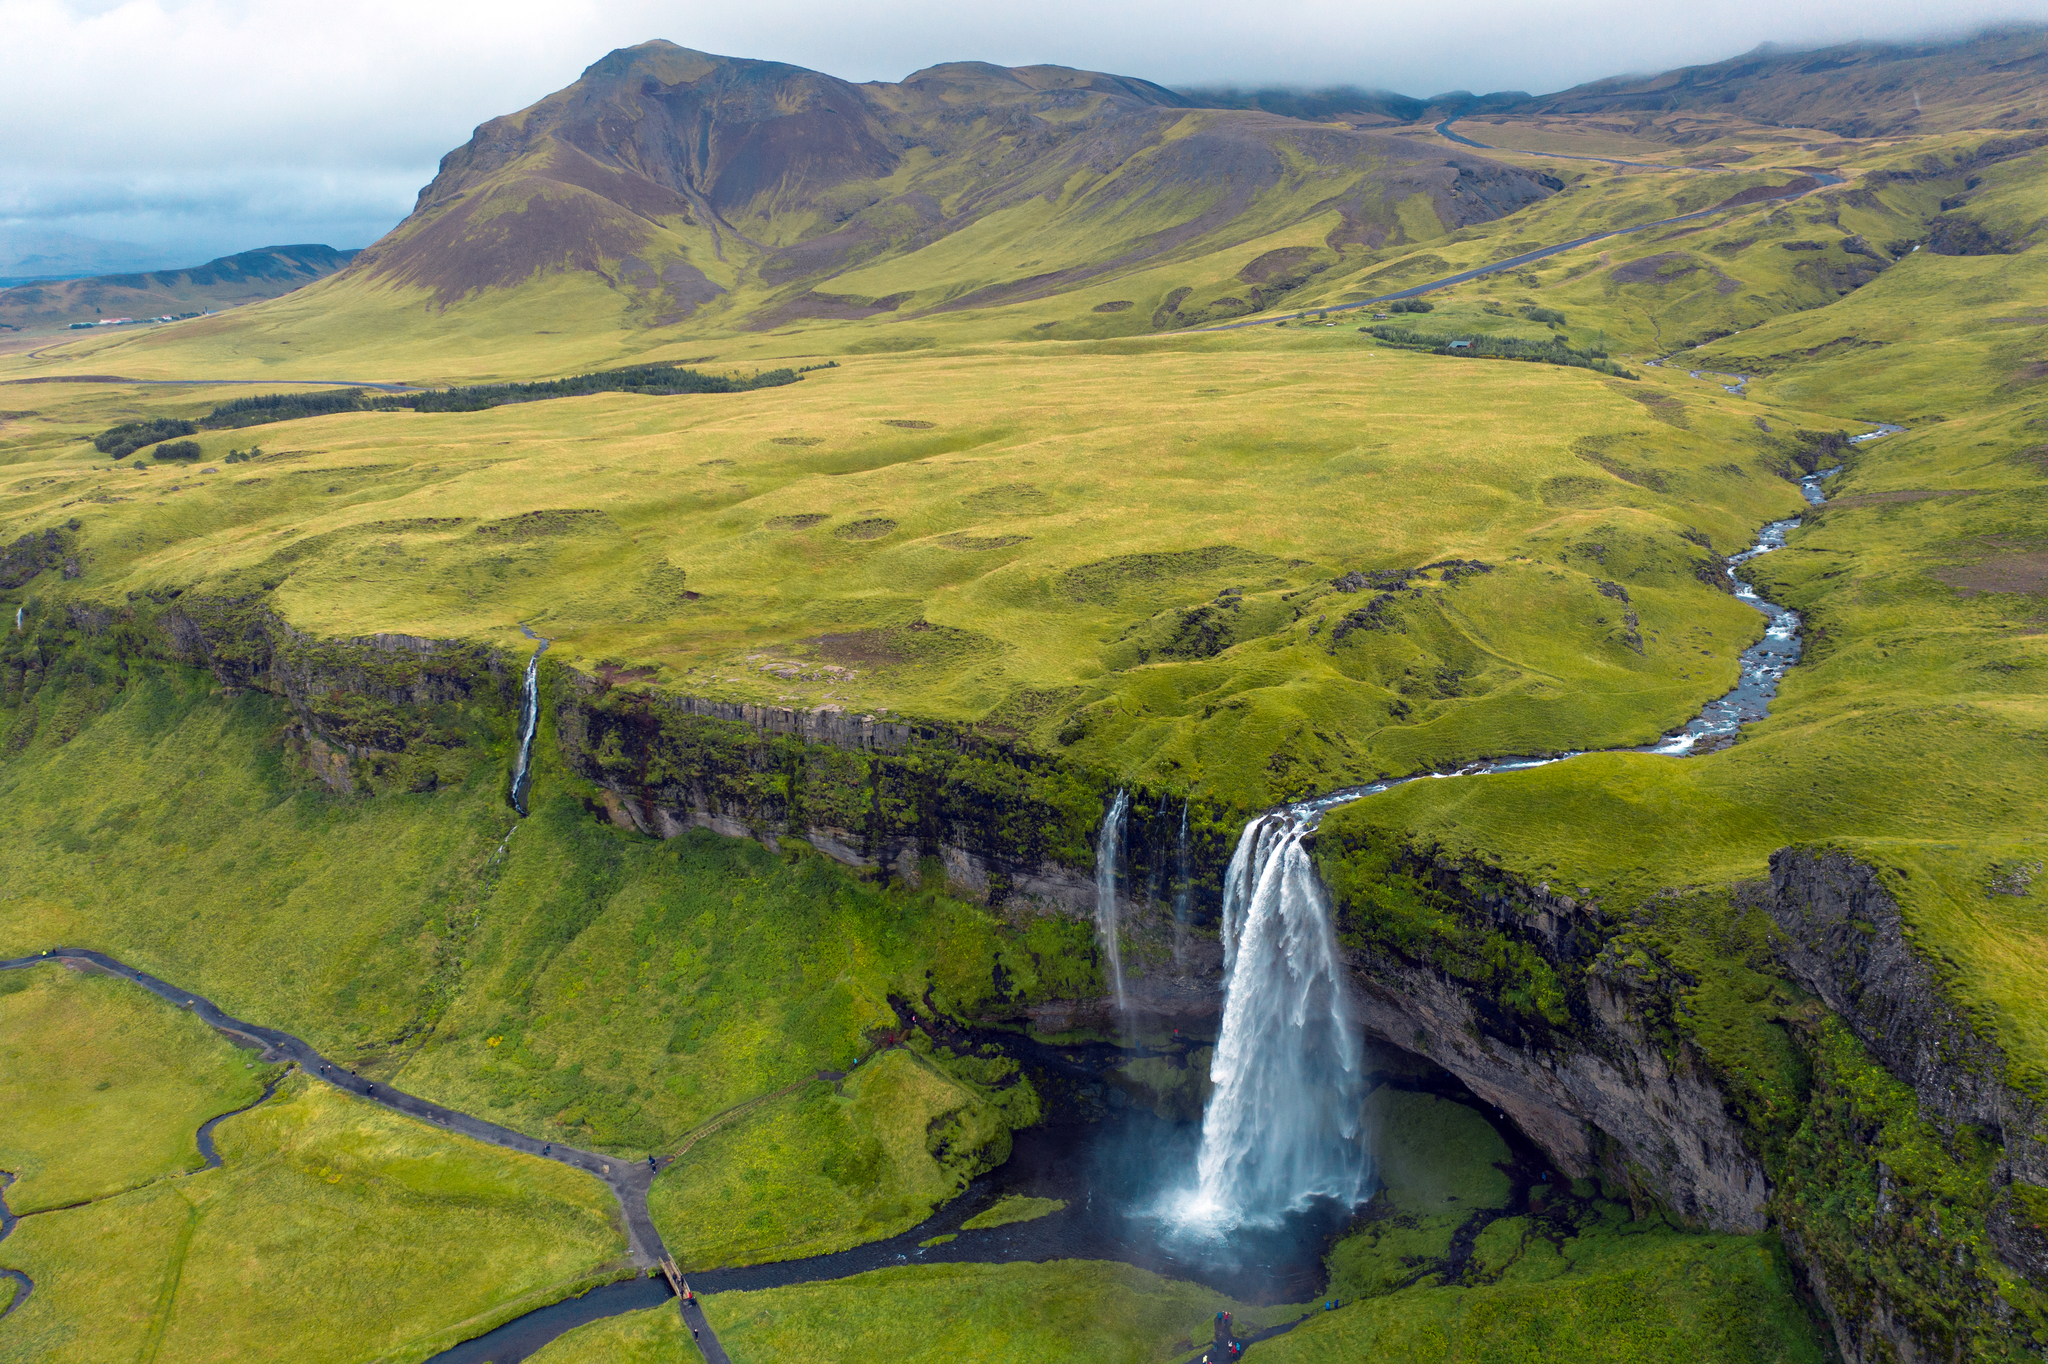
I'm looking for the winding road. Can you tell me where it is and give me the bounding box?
[1192,128,1842,330]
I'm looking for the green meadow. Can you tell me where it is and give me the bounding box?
[0,964,271,1213]
[0,334,1843,809]
[0,967,626,1364]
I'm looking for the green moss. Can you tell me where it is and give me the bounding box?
[959,1194,1066,1230]
[647,1048,1020,1266]
[1271,1230,1825,1363]
[1773,1015,2048,1359]
[1328,1090,1515,1297]
[700,1261,1297,1364]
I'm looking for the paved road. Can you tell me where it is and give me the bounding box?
[0,374,419,391]
[679,1290,731,1364]
[1190,151,1841,332]
[0,948,733,1363]
[1436,118,1689,170]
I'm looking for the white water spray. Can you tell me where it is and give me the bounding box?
[1094,789,1129,1011]
[1185,809,1368,1226]
[509,627,551,815]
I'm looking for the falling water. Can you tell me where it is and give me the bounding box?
[1172,800,1192,970]
[1095,789,1130,1011]
[1183,809,1368,1226]
[508,628,552,816]
[11,606,20,633]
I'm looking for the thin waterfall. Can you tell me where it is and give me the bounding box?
[1185,809,1368,1225]
[1172,800,1192,970]
[1095,789,1130,1011]
[508,630,551,816]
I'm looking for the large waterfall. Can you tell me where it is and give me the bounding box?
[1183,808,1368,1226]
[1095,789,1130,1011]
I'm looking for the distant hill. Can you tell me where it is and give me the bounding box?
[139,42,1557,351]
[0,244,359,334]
[0,228,174,287]
[1174,86,1533,126]
[1522,24,2048,137]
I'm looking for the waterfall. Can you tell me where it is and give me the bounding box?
[1172,800,1192,970]
[1095,789,1130,1011]
[508,631,551,816]
[1185,809,1368,1225]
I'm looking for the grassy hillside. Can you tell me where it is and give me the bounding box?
[0,337,1846,809]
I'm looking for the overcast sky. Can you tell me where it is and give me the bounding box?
[0,0,2035,272]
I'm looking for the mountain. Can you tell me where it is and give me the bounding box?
[0,229,174,286]
[1523,24,2048,137]
[144,42,1559,353]
[0,244,359,334]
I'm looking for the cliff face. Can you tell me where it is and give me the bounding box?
[1316,842,1773,1231]
[1768,849,2044,1180]
[1767,847,2048,1364]
[74,592,2048,1356]
[1343,910,1771,1230]
[145,596,513,795]
[1317,836,2048,1363]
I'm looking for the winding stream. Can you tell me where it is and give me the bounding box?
[0,1173,28,1322]
[0,431,1894,1359]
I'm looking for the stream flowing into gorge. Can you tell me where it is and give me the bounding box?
[1173,453,1878,1230]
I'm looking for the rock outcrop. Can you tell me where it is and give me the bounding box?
[1767,846,2048,1363]
[1345,922,1771,1230]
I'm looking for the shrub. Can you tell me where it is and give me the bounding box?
[1523,306,1567,324]
[153,440,202,460]
[1362,325,1636,378]
[193,363,808,433]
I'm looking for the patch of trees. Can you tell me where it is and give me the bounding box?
[1361,325,1636,378]
[1925,214,2021,257]
[1385,298,1435,314]
[153,440,202,460]
[88,364,809,451]
[92,418,196,459]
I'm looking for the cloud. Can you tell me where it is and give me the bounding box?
[0,0,2037,264]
